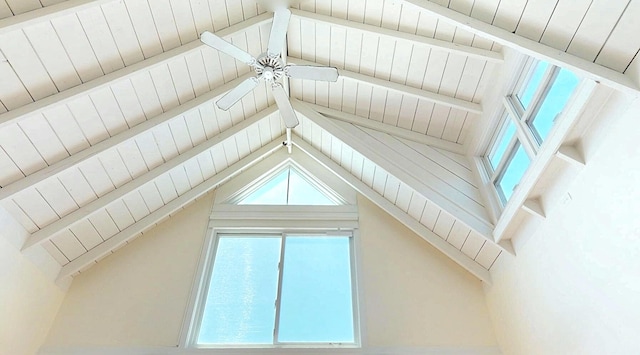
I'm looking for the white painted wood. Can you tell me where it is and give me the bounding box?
[475,242,501,269]
[289,57,482,114]
[309,103,464,154]
[556,144,585,166]
[522,198,545,219]
[211,205,359,222]
[124,0,163,59]
[294,99,494,240]
[0,73,255,205]
[51,230,86,261]
[291,9,502,63]
[22,106,277,251]
[0,0,114,35]
[0,30,58,100]
[494,80,600,242]
[69,219,103,250]
[0,13,272,128]
[293,136,491,283]
[57,137,285,279]
[401,0,640,95]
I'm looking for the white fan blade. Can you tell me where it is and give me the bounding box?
[271,84,299,128]
[267,8,291,56]
[201,31,255,65]
[285,65,339,82]
[216,77,260,110]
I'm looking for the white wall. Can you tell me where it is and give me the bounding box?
[484,94,640,354]
[0,207,66,355]
[41,192,498,353]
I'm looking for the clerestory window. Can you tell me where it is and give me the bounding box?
[485,59,580,204]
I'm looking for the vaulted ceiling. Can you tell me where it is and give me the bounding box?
[0,0,637,283]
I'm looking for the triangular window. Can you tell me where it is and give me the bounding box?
[235,165,341,206]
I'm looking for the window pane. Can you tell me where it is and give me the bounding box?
[517,61,548,110]
[198,237,282,345]
[238,170,288,205]
[530,68,579,142]
[288,169,337,205]
[496,144,530,202]
[278,237,354,343]
[489,119,516,170]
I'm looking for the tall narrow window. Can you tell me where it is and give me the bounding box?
[194,233,356,347]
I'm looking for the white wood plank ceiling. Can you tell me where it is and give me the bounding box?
[0,0,637,282]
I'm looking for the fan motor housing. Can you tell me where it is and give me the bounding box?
[255,54,284,81]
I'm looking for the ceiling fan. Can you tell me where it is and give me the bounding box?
[200,7,339,129]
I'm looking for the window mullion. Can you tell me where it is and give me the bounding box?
[273,234,287,345]
[503,97,538,157]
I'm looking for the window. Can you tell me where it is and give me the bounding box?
[484,59,581,205]
[192,232,357,347]
[234,165,342,206]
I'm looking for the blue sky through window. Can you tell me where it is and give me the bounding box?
[517,61,548,110]
[489,119,516,170]
[197,235,355,346]
[198,237,281,345]
[496,144,530,201]
[530,68,579,142]
[238,166,338,205]
[278,237,354,343]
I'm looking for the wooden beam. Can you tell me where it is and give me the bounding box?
[290,9,503,64]
[293,100,495,240]
[57,137,285,280]
[401,0,640,95]
[0,0,115,35]
[0,12,272,129]
[303,102,465,154]
[293,135,492,283]
[288,57,482,115]
[23,106,278,251]
[0,73,255,204]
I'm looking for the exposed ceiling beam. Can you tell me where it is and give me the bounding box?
[0,0,115,35]
[401,0,640,95]
[293,135,491,283]
[288,57,482,115]
[293,100,494,240]
[303,102,465,154]
[290,9,503,64]
[0,12,273,129]
[57,136,286,281]
[22,106,278,252]
[0,73,255,204]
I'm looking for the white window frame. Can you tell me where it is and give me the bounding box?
[182,230,361,349]
[179,150,363,351]
[181,227,362,350]
[483,58,585,208]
